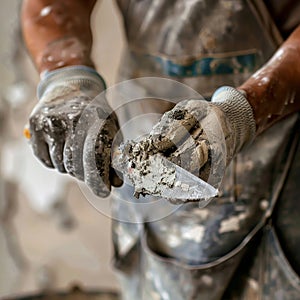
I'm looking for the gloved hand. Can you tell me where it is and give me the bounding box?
[134,86,256,190]
[29,66,122,197]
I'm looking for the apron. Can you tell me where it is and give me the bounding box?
[109,1,300,298]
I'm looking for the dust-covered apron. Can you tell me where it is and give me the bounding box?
[110,1,300,299]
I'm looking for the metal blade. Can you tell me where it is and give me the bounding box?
[112,149,218,201]
[157,154,218,200]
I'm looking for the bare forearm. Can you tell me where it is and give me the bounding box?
[21,0,97,73]
[239,25,300,135]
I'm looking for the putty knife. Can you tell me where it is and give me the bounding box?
[112,145,218,201]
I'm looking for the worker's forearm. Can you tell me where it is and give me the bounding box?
[21,0,97,73]
[239,25,300,135]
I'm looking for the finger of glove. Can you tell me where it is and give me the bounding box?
[65,101,115,181]
[41,117,69,173]
[150,106,198,151]
[62,108,87,180]
[47,138,66,172]
[167,128,210,180]
[83,119,112,198]
[29,113,54,168]
[40,115,70,173]
[29,129,54,168]
[63,129,85,180]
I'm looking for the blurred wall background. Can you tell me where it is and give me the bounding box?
[0,0,124,297]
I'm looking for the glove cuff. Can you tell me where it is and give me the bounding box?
[38,66,106,99]
[212,86,256,154]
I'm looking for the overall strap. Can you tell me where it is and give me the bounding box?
[247,0,283,47]
[266,115,300,219]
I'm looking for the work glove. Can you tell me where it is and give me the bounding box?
[129,86,256,199]
[29,66,122,197]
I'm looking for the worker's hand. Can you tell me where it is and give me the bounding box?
[29,66,122,197]
[140,87,256,185]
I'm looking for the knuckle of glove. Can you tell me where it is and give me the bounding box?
[147,99,213,180]
[29,94,91,174]
[166,129,211,180]
[149,99,210,149]
[150,105,198,151]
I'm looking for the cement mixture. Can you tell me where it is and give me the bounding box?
[115,139,177,198]
[112,104,224,201]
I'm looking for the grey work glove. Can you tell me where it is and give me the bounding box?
[130,86,256,196]
[29,66,122,197]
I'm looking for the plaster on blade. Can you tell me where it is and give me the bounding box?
[112,147,218,202]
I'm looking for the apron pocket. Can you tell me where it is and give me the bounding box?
[140,228,246,300]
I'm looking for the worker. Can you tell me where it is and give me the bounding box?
[21,0,300,299]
